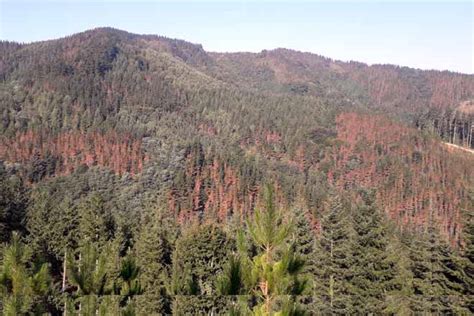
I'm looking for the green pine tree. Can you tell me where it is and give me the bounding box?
[26,189,79,273]
[219,184,309,315]
[292,207,317,276]
[66,243,110,314]
[134,208,175,315]
[0,168,28,244]
[77,193,115,250]
[350,192,401,314]
[314,194,356,314]
[290,207,317,309]
[0,232,52,315]
[385,228,415,315]
[113,253,143,310]
[170,222,233,314]
[407,219,467,314]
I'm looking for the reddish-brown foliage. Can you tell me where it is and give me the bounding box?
[326,112,474,243]
[0,130,147,177]
[168,155,260,224]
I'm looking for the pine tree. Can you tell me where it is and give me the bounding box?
[218,184,309,315]
[66,243,110,314]
[292,207,317,276]
[67,243,109,295]
[113,254,143,309]
[291,207,317,308]
[170,222,233,314]
[0,168,28,244]
[462,221,474,312]
[217,254,246,296]
[314,194,356,314]
[407,219,467,313]
[350,192,401,314]
[134,208,175,315]
[385,229,415,315]
[0,232,52,315]
[26,190,78,275]
[77,193,115,250]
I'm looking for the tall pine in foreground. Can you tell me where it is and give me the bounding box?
[247,185,307,315]
[66,243,110,313]
[218,184,309,315]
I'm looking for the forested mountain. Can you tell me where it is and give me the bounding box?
[1,27,473,314]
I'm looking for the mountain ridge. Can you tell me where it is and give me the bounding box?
[4,27,471,75]
[0,26,473,246]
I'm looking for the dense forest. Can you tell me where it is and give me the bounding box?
[1,28,473,314]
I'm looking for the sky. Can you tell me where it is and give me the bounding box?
[0,1,472,74]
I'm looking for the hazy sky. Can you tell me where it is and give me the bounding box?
[0,1,472,73]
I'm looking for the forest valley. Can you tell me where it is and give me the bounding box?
[0,28,473,315]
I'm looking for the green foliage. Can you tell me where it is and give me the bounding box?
[172,222,233,295]
[114,254,143,300]
[217,254,246,295]
[78,193,115,249]
[0,27,472,315]
[0,232,52,315]
[169,222,233,314]
[292,208,316,274]
[0,167,28,243]
[405,219,469,313]
[67,243,109,296]
[247,186,293,260]
[350,193,401,314]
[219,185,310,315]
[27,188,79,273]
[314,194,356,314]
[134,209,174,314]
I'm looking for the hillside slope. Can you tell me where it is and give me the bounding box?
[0,27,473,243]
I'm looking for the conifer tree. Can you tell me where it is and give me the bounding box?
[407,219,467,313]
[290,207,317,309]
[350,192,401,314]
[67,243,109,295]
[66,243,110,313]
[385,229,415,315]
[26,190,78,274]
[134,208,175,314]
[0,168,28,244]
[314,194,356,314]
[77,193,115,249]
[0,232,52,315]
[218,184,309,315]
[117,255,142,297]
[292,207,317,276]
[113,254,143,311]
[170,222,233,314]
